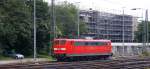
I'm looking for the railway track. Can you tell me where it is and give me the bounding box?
[0,57,150,69]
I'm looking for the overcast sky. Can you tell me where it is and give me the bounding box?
[45,0,150,19]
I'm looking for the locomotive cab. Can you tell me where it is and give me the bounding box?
[53,39,67,58]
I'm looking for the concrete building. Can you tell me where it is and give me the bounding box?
[80,9,138,42]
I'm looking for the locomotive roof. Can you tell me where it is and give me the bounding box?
[54,39,111,42]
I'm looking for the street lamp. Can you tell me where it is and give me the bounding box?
[131,8,149,46]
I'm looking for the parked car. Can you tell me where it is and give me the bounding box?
[3,51,24,59]
[11,53,24,59]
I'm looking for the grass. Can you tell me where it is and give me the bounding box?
[25,54,56,61]
[139,51,150,58]
[142,51,150,56]
[37,54,56,61]
[0,55,13,60]
[0,54,55,61]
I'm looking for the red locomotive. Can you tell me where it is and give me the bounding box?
[52,38,113,61]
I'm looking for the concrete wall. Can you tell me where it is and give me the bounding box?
[112,43,150,57]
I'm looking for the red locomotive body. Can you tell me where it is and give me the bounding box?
[52,38,112,60]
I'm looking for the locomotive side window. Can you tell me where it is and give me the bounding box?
[74,42,85,46]
[98,42,107,46]
[74,41,108,46]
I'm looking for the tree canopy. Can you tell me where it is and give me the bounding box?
[134,21,150,42]
[0,0,86,56]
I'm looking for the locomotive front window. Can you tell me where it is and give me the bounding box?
[54,40,66,45]
[74,41,108,46]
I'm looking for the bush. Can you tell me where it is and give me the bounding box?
[142,51,150,56]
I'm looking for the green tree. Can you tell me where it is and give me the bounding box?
[35,0,50,54]
[135,21,150,42]
[54,1,87,38]
[0,0,32,55]
[0,0,87,56]
[21,0,51,55]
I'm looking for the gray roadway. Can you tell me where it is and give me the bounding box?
[0,58,51,65]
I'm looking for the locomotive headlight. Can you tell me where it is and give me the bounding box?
[54,48,58,50]
[54,48,66,50]
[60,48,66,50]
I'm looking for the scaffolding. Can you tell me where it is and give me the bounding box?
[80,9,137,42]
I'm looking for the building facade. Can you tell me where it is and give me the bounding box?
[80,9,137,42]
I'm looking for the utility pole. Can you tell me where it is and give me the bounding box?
[122,8,125,46]
[51,0,56,39]
[33,0,37,61]
[49,0,55,56]
[76,2,80,38]
[122,7,125,56]
[143,10,147,47]
[48,0,55,56]
[145,9,148,46]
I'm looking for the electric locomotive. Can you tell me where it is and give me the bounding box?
[52,38,113,61]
